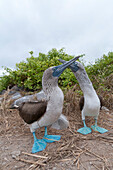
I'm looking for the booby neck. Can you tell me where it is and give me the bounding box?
[42,56,81,96]
[73,68,96,95]
[42,67,59,96]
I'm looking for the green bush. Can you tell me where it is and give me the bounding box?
[86,52,113,90]
[0,48,79,91]
[0,49,113,92]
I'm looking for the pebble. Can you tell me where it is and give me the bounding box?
[106,143,109,146]
[11,92,22,100]
[11,151,21,159]
[101,106,109,111]
[53,168,57,170]
[4,157,9,161]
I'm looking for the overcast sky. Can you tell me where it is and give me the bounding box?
[0,0,113,75]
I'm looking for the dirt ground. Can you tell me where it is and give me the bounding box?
[0,106,113,170]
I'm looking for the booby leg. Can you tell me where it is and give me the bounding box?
[91,119,108,133]
[43,127,61,143]
[77,120,92,135]
[32,132,47,153]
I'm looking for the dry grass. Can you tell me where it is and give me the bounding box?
[0,85,113,169]
[0,84,112,136]
[0,106,113,169]
[97,73,113,110]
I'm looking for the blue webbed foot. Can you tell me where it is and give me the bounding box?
[32,132,47,153]
[43,126,61,143]
[91,125,108,134]
[32,139,47,153]
[43,135,61,143]
[77,127,92,135]
[77,120,92,135]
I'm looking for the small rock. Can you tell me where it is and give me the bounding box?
[53,167,57,170]
[101,106,109,111]
[11,151,21,159]
[4,157,8,161]
[2,162,6,165]
[14,166,18,168]
[11,92,22,100]
[106,143,109,146]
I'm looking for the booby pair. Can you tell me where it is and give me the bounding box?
[10,56,80,153]
[59,59,108,135]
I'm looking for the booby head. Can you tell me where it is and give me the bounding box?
[58,59,91,86]
[70,61,85,73]
[42,56,81,91]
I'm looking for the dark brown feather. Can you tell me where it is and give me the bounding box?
[98,95,103,109]
[79,95,103,111]
[18,101,47,124]
[79,96,84,111]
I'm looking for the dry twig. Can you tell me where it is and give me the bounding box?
[91,163,100,170]
[14,157,46,166]
[22,152,48,159]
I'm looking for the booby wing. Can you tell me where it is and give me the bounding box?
[11,90,47,106]
[9,91,69,129]
[13,101,47,124]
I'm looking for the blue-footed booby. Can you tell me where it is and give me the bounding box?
[10,56,80,153]
[10,90,69,130]
[59,59,108,135]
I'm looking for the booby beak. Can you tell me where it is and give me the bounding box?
[58,58,79,72]
[58,54,85,72]
[52,55,81,77]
